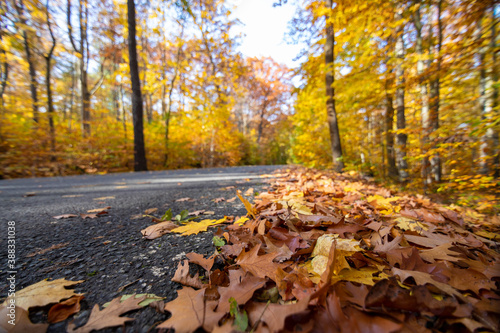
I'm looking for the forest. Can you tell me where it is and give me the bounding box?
[0,0,498,205]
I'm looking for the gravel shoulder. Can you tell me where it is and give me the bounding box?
[0,165,284,332]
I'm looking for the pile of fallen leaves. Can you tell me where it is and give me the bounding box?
[157,168,500,332]
[2,167,499,332]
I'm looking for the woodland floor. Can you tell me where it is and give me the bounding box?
[0,166,499,333]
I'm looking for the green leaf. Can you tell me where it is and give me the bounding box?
[212,236,225,247]
[161,209,172,221]
[229,297,248,332]
[180,210,189,220]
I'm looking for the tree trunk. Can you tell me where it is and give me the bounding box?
[44,0,57,159]
[395,9,409,181]
[429,0,443,182]
[16,0,39,123]
[385,79,397,179]
[127,0,147,171]
[325,0,344,172]
[67,0,91,136]
[414,5,431,185]
[478,4,499,176]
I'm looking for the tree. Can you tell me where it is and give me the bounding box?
[43,0,56,157]
[126,0,147,171]
[15,0,39,123]
[325,0,343,172]
[394,6,409,181]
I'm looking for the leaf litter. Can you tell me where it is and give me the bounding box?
[5,167,500,332]
[158,167,500,332]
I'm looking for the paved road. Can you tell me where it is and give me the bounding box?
[0,165,284,332]
[0,165,283,221]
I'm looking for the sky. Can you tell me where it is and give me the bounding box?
[229,0,303,68]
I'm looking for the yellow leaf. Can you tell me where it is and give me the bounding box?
[236,190,255,218]
[309,234,362,278]
[395,217,428,233]
[2,278,84,310]
[234,216,249,226]
[171,217,227,236]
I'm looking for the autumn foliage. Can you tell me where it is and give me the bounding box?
[154,168,500,332]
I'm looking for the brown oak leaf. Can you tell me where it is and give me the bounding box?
[158,287,225,332]
[217,271,266,313]
[172,260,203,288]
[236,244,282,280]
[68,294,146,333]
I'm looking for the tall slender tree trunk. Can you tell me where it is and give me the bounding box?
[429,0,443,182]
[16,0,39,123]
[414,5,431,185]
[385,71,397,179]
[395,9,409,181]
[127,0,147,171]
[44,0,57,159]
[477,5,498,176]
[68,0,91,136]
[325,0,344,172]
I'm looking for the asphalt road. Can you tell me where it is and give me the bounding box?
[0,165,284,332]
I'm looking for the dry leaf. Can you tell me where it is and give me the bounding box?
[186,252,215,272]
[140,221,178,239]
[217,272,266,313]
[176,197,191,202]
[246,297,310,332]
[93,196,115,200]
[0,305,48,333]
[2,278,83,310]
[157,287,225,332]
[48,295,84,323]
[87,207,111,213]
[144,208,158,214]
[172,260,203,288]
[53,214,78,219]
[236,244,281,280]
[68,294,146,333]
[171,218,227,236]
[236,190,255,218]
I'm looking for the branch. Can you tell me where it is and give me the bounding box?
[45,0,56,59]
[90,61,105,96]
[67,0,80,54]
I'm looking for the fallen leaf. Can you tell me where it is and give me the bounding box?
[157,287,225,332]
[392,268,466,301]
[236,244,281,280]
[171,218,227,236]
[186,252,215,272]
[103,294,164,308]
[214,197,225,203]
[87,207,111,213]
[217,272,266,313]
[48,295,84,323]
[172,260,203,288]
[2,278,84,310]
[227,196,237,203]
[140,221,178,239]
[237,190,255,218]
[189,210,205,216]
[246,297,310,332]
[53,214,78,219]
[68,294,146,333]
[26,242,69,257]
[0,305,48,333]
[144,208,158,214]
[93,196,115,200]
[244,188,254,196]
[176,197,191,202]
